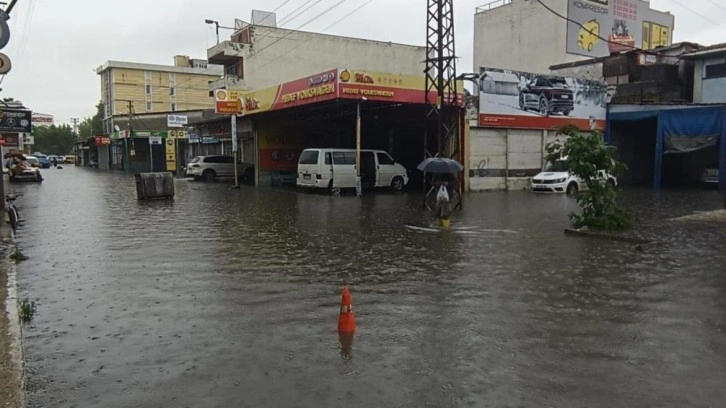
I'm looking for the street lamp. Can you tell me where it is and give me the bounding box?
[205,19,237,45]
[205,19,220,45]
[355,97,367,198]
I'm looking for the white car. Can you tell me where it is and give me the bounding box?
[531,158,616,195]
[699,168,719,187]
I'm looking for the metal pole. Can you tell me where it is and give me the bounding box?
[149,139,154,172]
[0,143,5,211]
[356,101,362,197]
[216,22,220,45]
[231,115,239,188]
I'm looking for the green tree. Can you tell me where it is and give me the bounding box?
[78,102,105,139]
[31,124,76,155]
[546,125,632,231]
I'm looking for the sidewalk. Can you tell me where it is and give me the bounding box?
[1,261,23,408]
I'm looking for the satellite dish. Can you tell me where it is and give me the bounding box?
[114,125,121,132]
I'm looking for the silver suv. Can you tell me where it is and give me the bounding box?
[185,155,253,182]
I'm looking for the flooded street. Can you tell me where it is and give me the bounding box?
[12,167,726,407]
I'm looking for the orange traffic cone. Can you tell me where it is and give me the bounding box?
[337,287,356,333]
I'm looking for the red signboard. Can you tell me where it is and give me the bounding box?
[95,136,112,146]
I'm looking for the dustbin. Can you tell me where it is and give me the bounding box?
[135,172,175,200]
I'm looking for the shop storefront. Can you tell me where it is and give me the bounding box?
[197,68,464,187]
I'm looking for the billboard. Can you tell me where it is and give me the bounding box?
[478,67,609,130]
[0,109,31,132]
[567,0,674,57]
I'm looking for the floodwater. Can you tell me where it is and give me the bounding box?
[11,167,726,408]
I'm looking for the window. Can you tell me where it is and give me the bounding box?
[170,103,176,112]
[325,152,332,165]
[377,152,395,165]
[225,64,238,76]
[220,156,234,164]
[705,62,726,79]
[299,150,319,165]
[144,71,152,81]
[204,156,222,163]
[168,72,176,82]
[146,101,152,112]
[145,84,151,94]
[344,152,356,165]
[169,87,175,96]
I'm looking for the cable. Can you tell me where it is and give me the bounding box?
[705,0,726,13]
[252,0,322,46]
[272,0,295,13]
[246,0,375,76]
[252,0,350,57]
[321,0,375,31]
[278,0,321,26]
[668,0,726,31]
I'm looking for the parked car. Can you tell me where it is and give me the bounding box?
[700,168,719,187]
[519,76,574,116]
[297,148,409,192]
[36,155,51,168]
[530,158,616,195]
[25,155,40,168]
[64,155,76,164]
[185,155,253,182]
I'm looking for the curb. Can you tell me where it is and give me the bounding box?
[6,256,26,406]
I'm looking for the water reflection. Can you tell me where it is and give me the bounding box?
[12,168,726,408]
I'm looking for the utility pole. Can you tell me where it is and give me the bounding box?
[424,0,460,160]
[70,118,79,138]
[126,101,133,173]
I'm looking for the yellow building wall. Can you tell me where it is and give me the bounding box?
[110,68,217,115]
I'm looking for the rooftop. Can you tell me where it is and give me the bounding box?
[682,43,726,59]
[96,61,223,76]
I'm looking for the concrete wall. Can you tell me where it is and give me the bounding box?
[243,27,425,89]
[474,0,587,74]
[550,62,604,81]
[468,127,562,191]
[694,56,726,103]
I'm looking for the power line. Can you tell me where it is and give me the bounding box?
[247,0,374,76]
[321,0,375,31]
[252,0,350,57]
[668,0,726,31]
[278,0,321,26]
[272,0,296,13]
[705,0,726,13]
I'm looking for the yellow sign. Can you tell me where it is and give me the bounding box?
[166,138,176,171]
[168,129,187,139]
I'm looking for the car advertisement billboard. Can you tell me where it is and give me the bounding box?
[566,0,674,58]
[478,67,609,130]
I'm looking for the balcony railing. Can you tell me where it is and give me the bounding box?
[475,0,512,13]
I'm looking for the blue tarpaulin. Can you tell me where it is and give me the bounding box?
[607,105,726,191]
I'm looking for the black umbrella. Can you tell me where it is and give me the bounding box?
[417,157,464,174]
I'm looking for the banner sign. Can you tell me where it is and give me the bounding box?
[0,109,31,132]
[188,127,200,143]
[166,138,176,171]
[566,0,674,57]
[224,69,465,118]
[94,136,111,145]
[478,67,609,130]
[167,114,188,128]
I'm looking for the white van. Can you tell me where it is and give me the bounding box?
[297,148,409,192]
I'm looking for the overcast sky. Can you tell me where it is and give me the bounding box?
[2,0,724,125]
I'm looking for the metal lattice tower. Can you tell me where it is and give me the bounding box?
[424,0,459,159]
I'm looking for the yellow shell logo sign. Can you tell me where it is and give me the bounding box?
[216,90,227,100]
[340,70,351,83]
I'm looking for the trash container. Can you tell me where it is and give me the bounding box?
[135,172,174,200]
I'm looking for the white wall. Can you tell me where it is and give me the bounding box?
[694,57,726,103]
[243,27,426,89]
[469,127,563,191]
[473,0,587,74]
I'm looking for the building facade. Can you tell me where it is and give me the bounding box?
[96,56,223,135]
[685,43,726,104]
[206,17,425,92]
[473,0,675,74]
